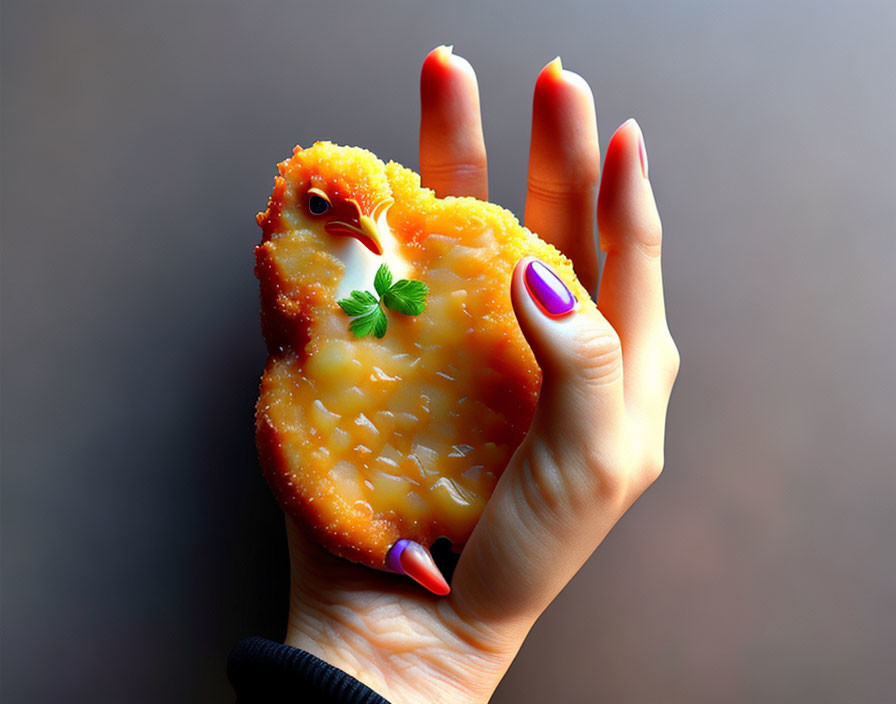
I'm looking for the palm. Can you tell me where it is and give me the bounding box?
[286,521,503,704]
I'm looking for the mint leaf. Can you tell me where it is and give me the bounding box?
[337,289,379,317]
[338,265,427,338]
[372,307,388,338]
[373,263,393,297]
[338,299,370,317]
[351,290,378,305]
[383,279,428,316]
[349,308,386,338]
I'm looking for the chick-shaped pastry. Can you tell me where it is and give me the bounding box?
[255,141,590,594]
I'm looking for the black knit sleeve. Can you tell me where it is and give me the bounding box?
[227,637,391,704]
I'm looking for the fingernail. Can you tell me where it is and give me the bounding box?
[635,121,649,179]
[524,259,577,317]
[544,56,563,76]
[386,539,451,596]
[427,45,454,65]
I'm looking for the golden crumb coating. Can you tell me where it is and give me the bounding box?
[255,141,590,568]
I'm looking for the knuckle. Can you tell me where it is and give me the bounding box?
[661,333,681,381]
[582,455,630,501]
[572,326,623,385]
[527,175,597,206]
[604,213,663,260]
[641,451,665,485]
[525,438,630,510]
[636,212,664,258]
[580,440,664,503]
[422,159,488,179]
[576,441,639,504]
[519,449,570,516]
[633,235,663,260]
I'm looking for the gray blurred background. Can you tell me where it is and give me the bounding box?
[2,1,894,701]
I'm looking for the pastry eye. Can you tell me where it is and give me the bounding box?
[307,188,331,215]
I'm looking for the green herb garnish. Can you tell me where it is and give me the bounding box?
[337,263,428,338]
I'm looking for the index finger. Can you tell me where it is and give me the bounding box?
[419,45,489,200]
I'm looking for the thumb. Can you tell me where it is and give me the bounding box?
[451,258,629,630]
[511,258,627,476]
[512,257,624,394]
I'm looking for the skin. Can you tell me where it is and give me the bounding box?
[283,46,680,703]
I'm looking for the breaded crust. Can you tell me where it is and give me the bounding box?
[255,142,590,568]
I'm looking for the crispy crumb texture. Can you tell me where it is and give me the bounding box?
[255,141,591,568]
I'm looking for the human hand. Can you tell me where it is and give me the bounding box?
[283,46,679,704]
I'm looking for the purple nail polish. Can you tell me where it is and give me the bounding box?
[524,259,576,317]
[386,539,411,572]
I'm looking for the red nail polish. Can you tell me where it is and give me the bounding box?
[636,125,648,179]
[386,539,451,596]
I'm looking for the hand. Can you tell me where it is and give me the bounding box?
[283,46,679,704]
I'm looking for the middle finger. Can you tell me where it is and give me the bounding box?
[524,58,601,293]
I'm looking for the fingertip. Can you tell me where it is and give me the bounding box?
[604,118,644,178]
[512,257,578,315]
[422,44,477,90]
[529,59,600,184]
[533,59,597,121]
[524,259,578,319]
[421,46,481,120]
[535,57,594,106]
[619,116,639,132]
[538,56,563,82]
[387,539,451,596]
[510,257,541,340]
[437,43,454,57]
[511,257,584,375]
[510,256,537,318]
[423,44,453,71]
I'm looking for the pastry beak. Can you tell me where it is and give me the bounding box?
[324,198,392,256]
[356,213,384,256]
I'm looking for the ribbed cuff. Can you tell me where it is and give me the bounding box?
[228,636,391,704]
